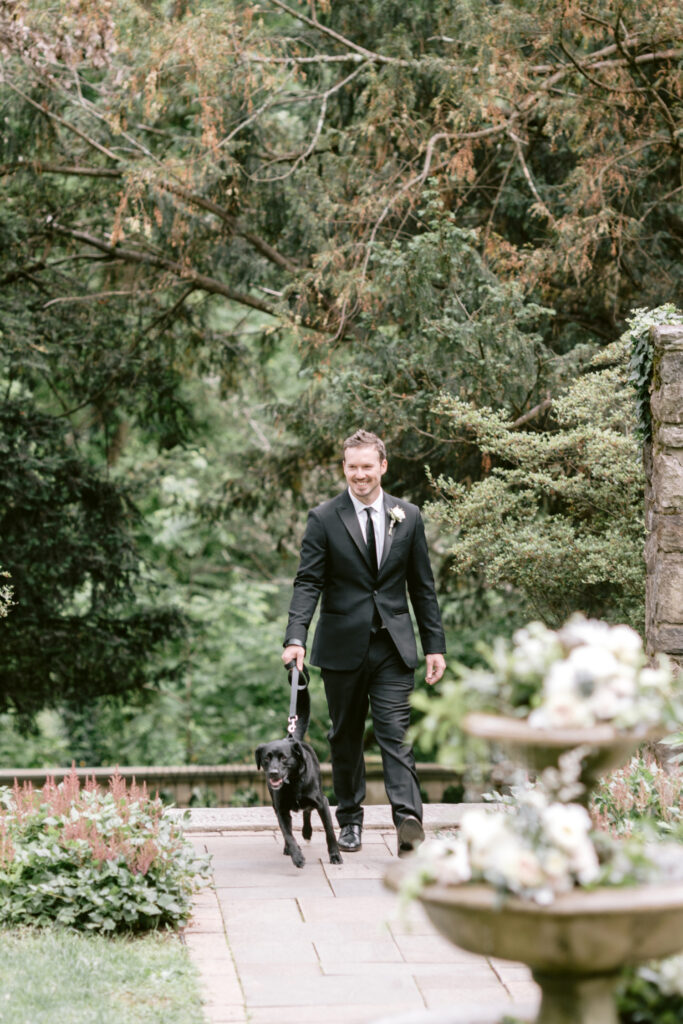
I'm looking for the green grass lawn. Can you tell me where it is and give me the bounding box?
[0,928,208,1024]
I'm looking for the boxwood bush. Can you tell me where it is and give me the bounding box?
[0,769,210,932]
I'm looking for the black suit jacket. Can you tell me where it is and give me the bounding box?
[284,490,446,671]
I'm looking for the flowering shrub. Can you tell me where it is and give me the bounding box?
[0,769,211,932]
[592,754,683,838]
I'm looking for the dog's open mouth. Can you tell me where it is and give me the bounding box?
[268,776,286,790]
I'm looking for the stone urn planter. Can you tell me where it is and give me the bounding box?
[385,867,683,1024]
[462,711,664,803]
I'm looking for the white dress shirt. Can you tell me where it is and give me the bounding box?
[348,488,385,567]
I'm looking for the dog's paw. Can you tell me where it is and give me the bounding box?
[291,848,306,868]
[302,822,312,841]
[329,849,343,865]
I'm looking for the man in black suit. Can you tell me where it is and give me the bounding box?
[282,430,446,856]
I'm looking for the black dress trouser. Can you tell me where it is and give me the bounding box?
[321,629,422,828]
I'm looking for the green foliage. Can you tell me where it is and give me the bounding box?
[1,0,681,750]
[618,962,683,1024]
[428,335,645,627]
[0,928,207,1024]
[0,399,185,719]
[627,306,683,442]
[0,770,210,932]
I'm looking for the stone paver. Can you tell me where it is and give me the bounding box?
[183,805,540,1024]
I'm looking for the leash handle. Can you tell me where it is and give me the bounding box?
[285,660,309,735]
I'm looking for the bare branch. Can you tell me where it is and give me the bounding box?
[263,0,411,65]
[0,161,121,178]
[3,78,120,163]
[42,290,154,309]
[509,398,553,430]
[249,61,369,182]
[47,221,281,317]
[508,131,557,227]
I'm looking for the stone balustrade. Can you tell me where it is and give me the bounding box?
[0,759,463,808]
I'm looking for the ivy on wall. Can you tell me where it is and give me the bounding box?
[627,305,683,442]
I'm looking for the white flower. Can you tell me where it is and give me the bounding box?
[528,690,595,729]
[542,803,592,855]
[604,624,643,665]
[438,842,472,885]
[496,842,545,891]
[570,840,600,885]
[460,809,509,854]
[388,505,405,536]
[589,686,631,722]
[565,644,622,685]
[648,955,683,998]
[541,848,571,886]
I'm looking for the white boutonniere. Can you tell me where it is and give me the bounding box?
[388,505,405,536]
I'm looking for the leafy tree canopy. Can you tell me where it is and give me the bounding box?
[0,0,681,740]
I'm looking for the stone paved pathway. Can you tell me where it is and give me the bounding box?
[182,806,539,1024]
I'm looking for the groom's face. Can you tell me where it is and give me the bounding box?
[343,445,387,505]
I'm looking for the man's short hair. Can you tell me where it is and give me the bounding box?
[342,429,387,462]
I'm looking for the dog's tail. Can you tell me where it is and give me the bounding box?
[287,663,311,741]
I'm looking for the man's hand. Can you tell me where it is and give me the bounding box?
[282,644,305,671]
[425,653,446,686]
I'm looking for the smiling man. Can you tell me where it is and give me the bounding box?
[282,429,446,857]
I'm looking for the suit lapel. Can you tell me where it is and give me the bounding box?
[337,493,375,572]
[378,494,396,572]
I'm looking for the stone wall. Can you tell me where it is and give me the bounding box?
[645,323,683,666]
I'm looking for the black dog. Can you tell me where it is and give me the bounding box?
[255,669,342,868]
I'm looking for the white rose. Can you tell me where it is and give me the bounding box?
[438,842,472,885]
[558,616,612,650]
[492,839,545,891]
[541,848,572,887]
[566,645,621,685]
[460,809,509,853]
[569,838,601,885]
[542,803,592,855]
[529,691,595,729]
[588,685,632,722]
[652,955,683,998]
[604,624,643,665]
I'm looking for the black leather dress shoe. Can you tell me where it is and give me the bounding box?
[397,816,425,858]
[338,824,362,852]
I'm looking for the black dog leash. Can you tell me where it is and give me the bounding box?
[285,661,310,735]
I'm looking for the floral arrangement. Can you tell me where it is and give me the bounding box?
[0,768,211,932]
[417,614,676,742]
[402,778,677,907]
[510,616,674,730]
[403,787,601,906]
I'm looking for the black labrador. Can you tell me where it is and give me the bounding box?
[255,669,342,868]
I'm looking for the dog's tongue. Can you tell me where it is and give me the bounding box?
[269,778,284,789]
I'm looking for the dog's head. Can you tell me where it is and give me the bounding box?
[255,738,305,791]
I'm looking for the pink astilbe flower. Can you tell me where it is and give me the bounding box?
[108,769,127,803]
[132,839,159,876]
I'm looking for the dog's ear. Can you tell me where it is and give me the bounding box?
[290,740,305,763]
[255,744,265,769]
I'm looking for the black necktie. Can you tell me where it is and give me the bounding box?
[365,507,377,572]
